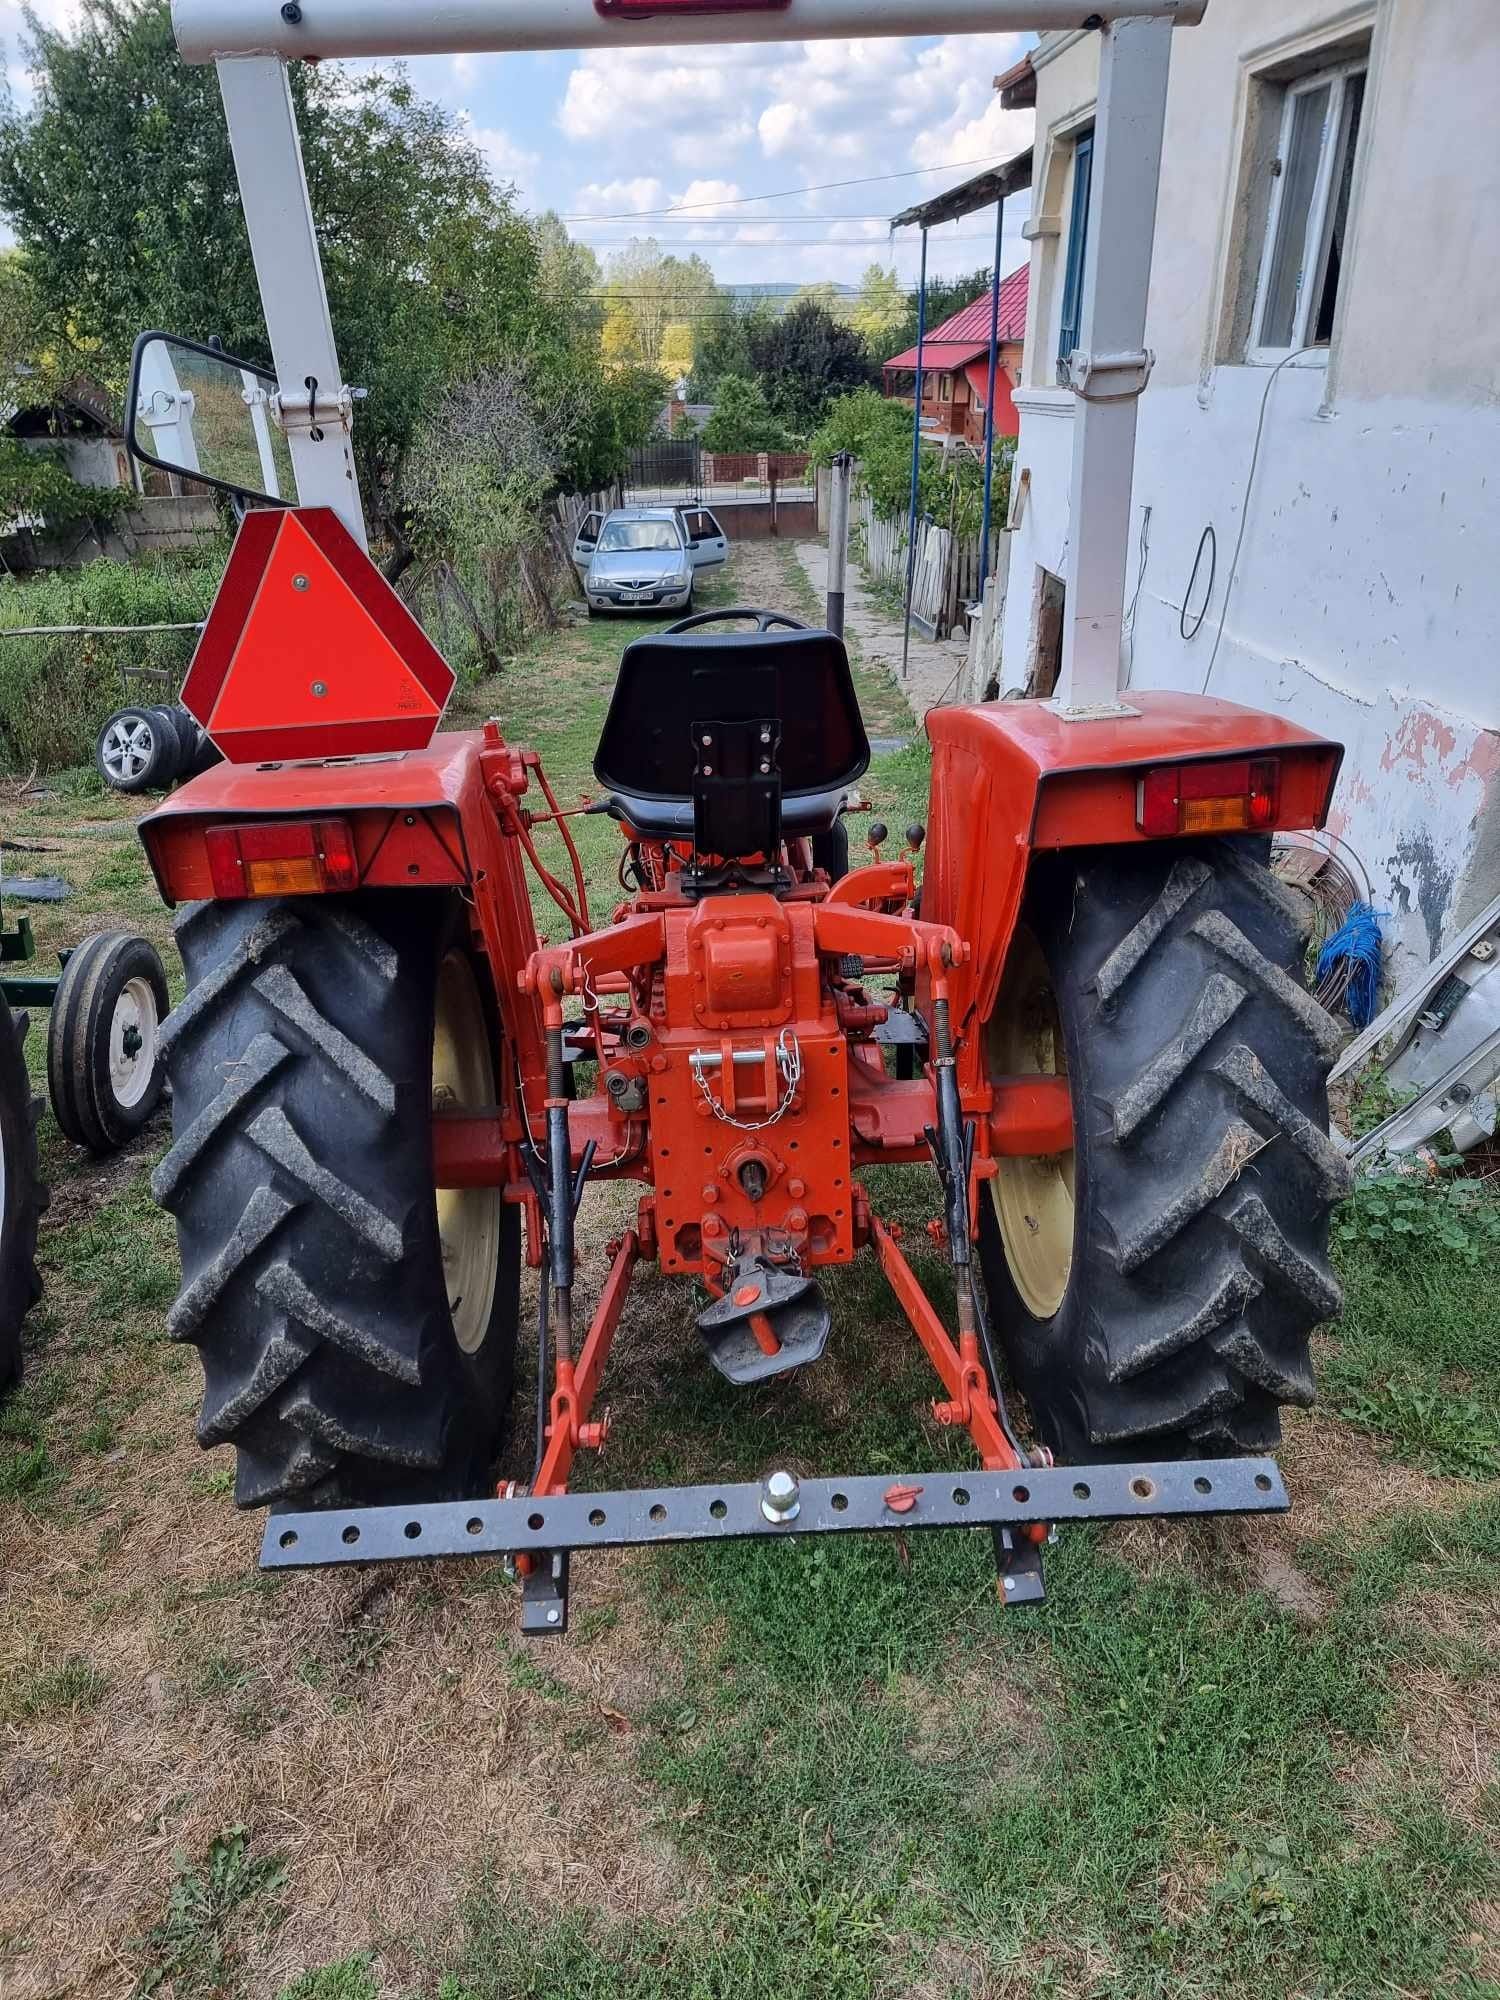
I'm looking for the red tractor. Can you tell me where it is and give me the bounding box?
[127,0,1350,1632]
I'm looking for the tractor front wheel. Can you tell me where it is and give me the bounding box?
[977,840,1349,1463]
[154,891,521,1508]
[1,1003,45,1394]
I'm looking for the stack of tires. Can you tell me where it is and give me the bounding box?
[95,703,221,794]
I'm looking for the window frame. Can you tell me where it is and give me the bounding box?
[1245,56,1366,366]
[1055,125,1094,375]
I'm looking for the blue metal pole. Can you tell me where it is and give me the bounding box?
[901,225,929,682]
[979,193,1006,592]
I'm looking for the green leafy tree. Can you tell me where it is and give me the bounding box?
[808,385,1010,535]
[0,251,129,535]
[850,263,909,357]
[884,265,995,360]
[747,299,876,437]
[0,0,612,546]
[532,210,603,337]
[701,374,791,455]
[600,239,717,371]
[687,292,773,401]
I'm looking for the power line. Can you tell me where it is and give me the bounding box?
[557,154,1003,223]
[573,234,999,250]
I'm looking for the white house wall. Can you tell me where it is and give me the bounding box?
[1001,0,1500,974]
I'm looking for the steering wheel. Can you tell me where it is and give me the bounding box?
[663,606,810,635]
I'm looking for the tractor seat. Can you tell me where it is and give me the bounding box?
[593,622,870,849]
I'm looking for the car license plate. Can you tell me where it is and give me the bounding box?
[623,588,651,601]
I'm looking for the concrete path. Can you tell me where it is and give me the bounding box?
[794,539,970,727]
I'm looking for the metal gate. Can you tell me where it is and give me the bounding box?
[625,439,702,501]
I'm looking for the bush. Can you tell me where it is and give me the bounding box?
[702,375,792,455]
[0,551,226,772]
[808,387,1012,539]
[0,436,133,537]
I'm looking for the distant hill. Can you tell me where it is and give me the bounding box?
[721,282,859,301]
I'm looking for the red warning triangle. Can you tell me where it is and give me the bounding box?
[182,508,456,763]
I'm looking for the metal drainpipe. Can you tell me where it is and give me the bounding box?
[901,225,930,683]
[979,192,1006,593]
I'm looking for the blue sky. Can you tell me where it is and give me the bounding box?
[2,10,1036,292]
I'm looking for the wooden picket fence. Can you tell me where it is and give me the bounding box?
[856,493,1005,641]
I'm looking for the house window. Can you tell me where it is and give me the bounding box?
[1247,59,1366,361]
[1056,127,1094,371]
[938,373,954,402]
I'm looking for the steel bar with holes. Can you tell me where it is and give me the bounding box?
[262,1458,1288,1570]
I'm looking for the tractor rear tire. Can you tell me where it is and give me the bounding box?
[154,891,521,1509]
[976,839,1350,1463]
[1,1003,45,1394]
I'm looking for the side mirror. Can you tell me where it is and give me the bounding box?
[127,331,292,505]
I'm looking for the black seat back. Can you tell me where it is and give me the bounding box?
[594,628,870,816]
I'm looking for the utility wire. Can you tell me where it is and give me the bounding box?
[557,154,1004,221]
[1200,347,1310,693]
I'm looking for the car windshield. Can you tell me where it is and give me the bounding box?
[599,520,681,553]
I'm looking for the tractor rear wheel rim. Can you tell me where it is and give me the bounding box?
[110,975,160,1109]
[988,928,1075,1321]
[433,948,501,1356]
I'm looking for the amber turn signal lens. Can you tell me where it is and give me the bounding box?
[1137,757,1280,838]
[204,818,359,898]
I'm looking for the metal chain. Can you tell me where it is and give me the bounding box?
[691,1029,803,1132]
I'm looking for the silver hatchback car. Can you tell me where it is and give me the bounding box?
[572,504,728,616]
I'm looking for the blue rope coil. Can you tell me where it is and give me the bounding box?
[1315,900,1383,1030]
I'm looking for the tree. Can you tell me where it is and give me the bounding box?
[0,251,129,535]
[658,321,695,383]
[0,0,599,540]
[687,292,773,402]
[747,299,876,437]
[702,374,791,455]
[885,266,996,360]
[533,210,602,335]
[808,385,1010,536]
[850,263,908,357]
[600,239,717,372]
[792,281,845,316]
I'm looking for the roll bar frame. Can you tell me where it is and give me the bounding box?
[185,0,1193,709]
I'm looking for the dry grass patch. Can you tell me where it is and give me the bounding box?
[2,1437,700,1997]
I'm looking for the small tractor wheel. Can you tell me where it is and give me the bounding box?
[95,706,177,793]
[47,932,170,1154]
[154,891,521,1509]
[0,1002,45,1393]
[976,839,1349,1463]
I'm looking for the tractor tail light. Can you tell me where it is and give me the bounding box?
[1137,758,1280,838]
[204,818,359,899]
[596,0,788,16]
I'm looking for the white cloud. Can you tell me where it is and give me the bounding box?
[549,31,1033,284]
[671,178,743,220]
[467,122,542,197]
[570,177,666,217]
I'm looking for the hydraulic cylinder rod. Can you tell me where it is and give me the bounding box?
[174,0,1203,65]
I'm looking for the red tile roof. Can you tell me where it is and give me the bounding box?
[883,265,1028,373]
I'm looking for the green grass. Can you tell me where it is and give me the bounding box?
[415,1499,1500,1998]
[277,1959,379,2000]
[0,1654,109,1723]
[131,1826,287,1998]
[1327,1171,1500,1476]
